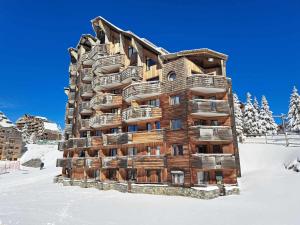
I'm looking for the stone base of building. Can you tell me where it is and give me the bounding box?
[53,175,240,200]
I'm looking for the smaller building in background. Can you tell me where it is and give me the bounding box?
[0,112,23,160]
[16,114,61,142]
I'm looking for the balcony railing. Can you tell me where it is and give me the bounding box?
[88,44,110,59]
[189,99,230,117]
[68,92,75,103]
[65,124,72,134]
[69,77,76,89]
[122,106,162,123]
[90,94,122,110]
[69,64,77,76]
[123,81,162,102]
[186,74,227,93]
[80,84,93,97]
[92,54,125,73]
[92,66,142,91]
[81,68,93,82]
[102,129,165,146]
[191,154,236,169]
[190,126,233,142]
[65,138,88,149]
[67,108,74,119]
[56,158,72,168]
[80,119,91,130]
[89,113,122,129]
[129,155,166,168]
[79,102,92,114]
[102,156,128,169]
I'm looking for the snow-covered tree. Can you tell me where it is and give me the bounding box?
[253,97,260,114]
[233,93,244,141]
[243,92,259,135]
[287,86,300,132]
[259,95,277,134]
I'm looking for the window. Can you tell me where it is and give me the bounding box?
[79,151,85,157]
[110,128,118,133]
[128,46,134,58]
[108,169,117,180]
[215,171,223,184]
[157,170,161,183]
[127,169,137,181]
[155,146,160,156]
[197,145,208,154]
[80,131,87,138]
[197,171,210,185]
[171,171,184,185]
[193,95,204,100]
[128,125,138,132]
[128,147,137,156]
[155,121,161,129]
[146,123,152,131]
[170,119,182,130]
[109,148,117,156]
[146,58,156,71]
[111,108,119,114]
[194,120,207,126]
[211,120,219,126]
[172,144,183,156]
[170,96,180,105]
[146,170,152,182]
[213,145,222,154]
[167,71,176,81]
[95,130,102,136]
[146,146,151,156]
[147,99,160,107]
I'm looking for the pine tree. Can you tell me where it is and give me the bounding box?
[287,86,300,132]
[259,95,277,134]
[253,96,260,114]
[243,92,259,135]
[233,93,244,140]
[253,96,261,135]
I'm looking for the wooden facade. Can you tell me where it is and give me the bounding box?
[58,17,240,188]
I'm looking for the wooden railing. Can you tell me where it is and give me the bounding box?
[68,92,75,102]
[65,124,72,134]
[80,119,90,130]
[186,74,227,90]
[79,102,91,113]
[89,113,122,128]
[65,138,88,149]
[81,68,93,82]
[67,108,74,118]
[92,54,125,70]
[122,81,162,101]
[88,44,110,59]
[191,154,236,169]
[90,94,122,109]
[190,126,233,141]
[122,106,162,122]
[69,64,77,75]
[102,129,165,146]
[129,155,166,168]
[189,99,230,115]
[80,84,93,96]
[102,156,128,169]
[69,76,76,88]
[92,66,142,91]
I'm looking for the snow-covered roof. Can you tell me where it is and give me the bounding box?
[35,116,48,121]
[0,111,15,128]
[43,122,60,132]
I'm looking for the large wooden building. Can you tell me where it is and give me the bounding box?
[57,17,240,190]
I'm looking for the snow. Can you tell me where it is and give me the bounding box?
[43,121,60,132]
[0,112,15,128]
[1,142,300,225]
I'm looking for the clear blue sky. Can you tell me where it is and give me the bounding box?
[0,0,299,127]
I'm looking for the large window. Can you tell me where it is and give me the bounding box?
[146,123,152,131]
[170,95,180,105]
[146,58,156,71]
[197,145,208,154]
[128,125,138,132]
[171,171,184,185]
[109,148,117,157]
[213,145,222,154]
[147,99,160,107]
[155,121,161,129]
[172,144,184,156]
[170,119,182,130]
[128,147,137,156]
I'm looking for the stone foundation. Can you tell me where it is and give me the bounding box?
[53,176,239,199]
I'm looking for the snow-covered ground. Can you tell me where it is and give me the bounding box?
[0,142,300,225]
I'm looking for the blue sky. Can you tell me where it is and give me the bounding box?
[0,0,299,127]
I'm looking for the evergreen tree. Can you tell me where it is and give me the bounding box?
[243,92,259,135]
[253,96,261,134]
[259,95,277,134]
[253,96,260,113]
[287,86,300,132]
[233,93,244,140]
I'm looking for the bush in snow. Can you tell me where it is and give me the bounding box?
[259,95,277,135]
[287,86,300,132]
[243,92,260,135]
[233,93,244,141]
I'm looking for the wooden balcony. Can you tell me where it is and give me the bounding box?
[79,102,92,115]
[102,156,128,169]
[123,81,162,103]
[186,74,227,94]
[65,124,72,134]
[68,92,75,103]
[189,99,230,117]
[65,138,88,149]
[81,68,93,82]
[69,76,76,90]
[88,136,103,147]
[66,108,74,119]
[88,44,110,59]
[190,126,233,143]
[191,154,236,169]
[89,113,122,129]
[102,129,165,146]
[80,84,93,98]
[80,119,91,130]
[90,94,122,110]
[130,155,166,169]
[60,157,101,169]
[122,106,162,123]
[56,158,72,168]
[92,66,142,91]
[92,54,125,74]
[69,64,77,76]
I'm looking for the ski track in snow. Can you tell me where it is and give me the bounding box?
[0,143,300,225]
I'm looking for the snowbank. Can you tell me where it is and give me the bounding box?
[43,121,60,132]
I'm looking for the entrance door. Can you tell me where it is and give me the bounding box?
[197,171,209,185]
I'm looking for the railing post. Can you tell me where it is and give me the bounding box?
[265,133,268,144]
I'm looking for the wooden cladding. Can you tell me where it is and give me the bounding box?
[89,113,122,128]
[190,126,233,142]
[122,81,162,102]
[189,99,230,116]
[90,94,122,110]
[122,106,162,123]
[102,129,165,146]
[190,154,236,169]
